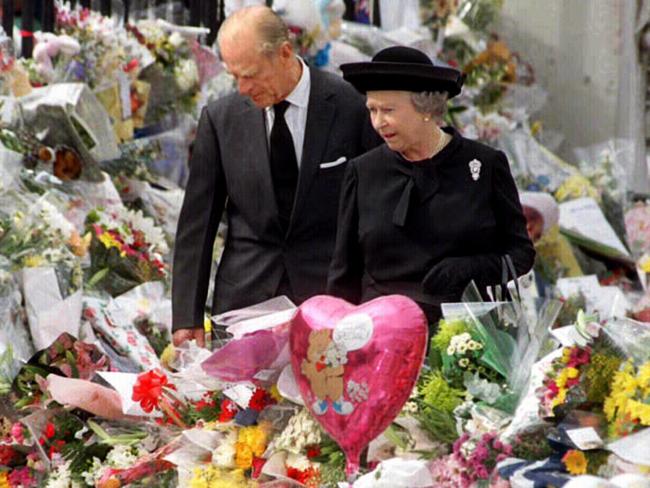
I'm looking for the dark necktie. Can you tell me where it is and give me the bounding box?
[269,100,299,232]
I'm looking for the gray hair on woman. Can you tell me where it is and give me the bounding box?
[410,91,448,120]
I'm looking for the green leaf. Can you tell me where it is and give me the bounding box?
[87,267,110,288]
[65,350,80,378]
[384,423,409,450]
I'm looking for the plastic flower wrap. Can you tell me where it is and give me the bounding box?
[436,283,562,415]
[85,206,169,296]
[0,262,33,392]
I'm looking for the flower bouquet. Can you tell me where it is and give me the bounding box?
[10,332,110,409]
[127,20,201,124]
[85,206,169,296]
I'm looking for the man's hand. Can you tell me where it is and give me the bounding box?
[172,328,205,348]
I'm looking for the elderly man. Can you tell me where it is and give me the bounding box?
[172,6,379,346]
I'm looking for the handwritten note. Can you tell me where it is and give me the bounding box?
[559,197,630,257]
[334,314,374,351]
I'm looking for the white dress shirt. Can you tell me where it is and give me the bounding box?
[264,57,311,167]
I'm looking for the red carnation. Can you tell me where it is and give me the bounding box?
[248,387,275,412]
[218,399,238,422]
[44,422,55,439]
[306,446,321,459]
[132,369,173,413]
[0,445,16,465]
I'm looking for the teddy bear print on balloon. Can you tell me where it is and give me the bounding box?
[301,329,355,415]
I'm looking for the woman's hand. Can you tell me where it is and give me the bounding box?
[422,257,473,294]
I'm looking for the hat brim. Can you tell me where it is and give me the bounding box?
[340,61,464,98]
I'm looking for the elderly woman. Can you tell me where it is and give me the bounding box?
[327,46,535,325]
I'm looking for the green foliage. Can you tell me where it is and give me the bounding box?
[583,352,622,404]
[419,370,465,414]
[311,436,347,487]
[415,406,458,445]
[62,441,111,477]
[431,319,470,353]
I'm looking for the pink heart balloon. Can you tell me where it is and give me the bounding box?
[290,295,428,478]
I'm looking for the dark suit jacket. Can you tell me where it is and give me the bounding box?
[172,67,379,331]
[327,128,535,323]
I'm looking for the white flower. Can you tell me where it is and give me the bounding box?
[174,59,199,93]
[81,458,103,485]
[106,444,143,468]
[458,358,470,368]
[212,430,237,468]
[36,199,75,240]
[45,461,83,488]
[275,409,322,453]
[168,31,185,48]
[457,343,468,354]
[286,453,312,471]
[447,345,456,355]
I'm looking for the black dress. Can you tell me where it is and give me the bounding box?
[327,127,535,324]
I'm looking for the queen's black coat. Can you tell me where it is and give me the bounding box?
[327,127,535,322]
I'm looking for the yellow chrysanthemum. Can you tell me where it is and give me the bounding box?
[0,472,9,488]
[22,255,45,267]
[189,465,251,488]
[603,396,616,420]
[98,232,126,256]
[234,443,254,470]
[562,348,572,363]
[551,388,568,409]
[556,370,568,389]
[554,174,599,203]
[562,449,587,475]
[640,256,650,273]
[566,367,579,379]
[269,385,283,403]
[160,344,176,370]
[626,399,650,425]
[637,363,650,392]
[234,424,268,469]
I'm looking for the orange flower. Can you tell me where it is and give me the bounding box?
[562,449,587,475]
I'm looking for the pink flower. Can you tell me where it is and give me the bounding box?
[11,423,24,443]
[8,466,36,487]
[475,465,490,479]
[473,445,489,462]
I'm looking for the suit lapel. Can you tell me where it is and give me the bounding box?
[288,69,336,235]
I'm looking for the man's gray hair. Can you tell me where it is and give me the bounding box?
[410,91,448,120]
[218,7,290,56]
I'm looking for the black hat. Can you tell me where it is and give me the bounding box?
[340,46,464,98]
